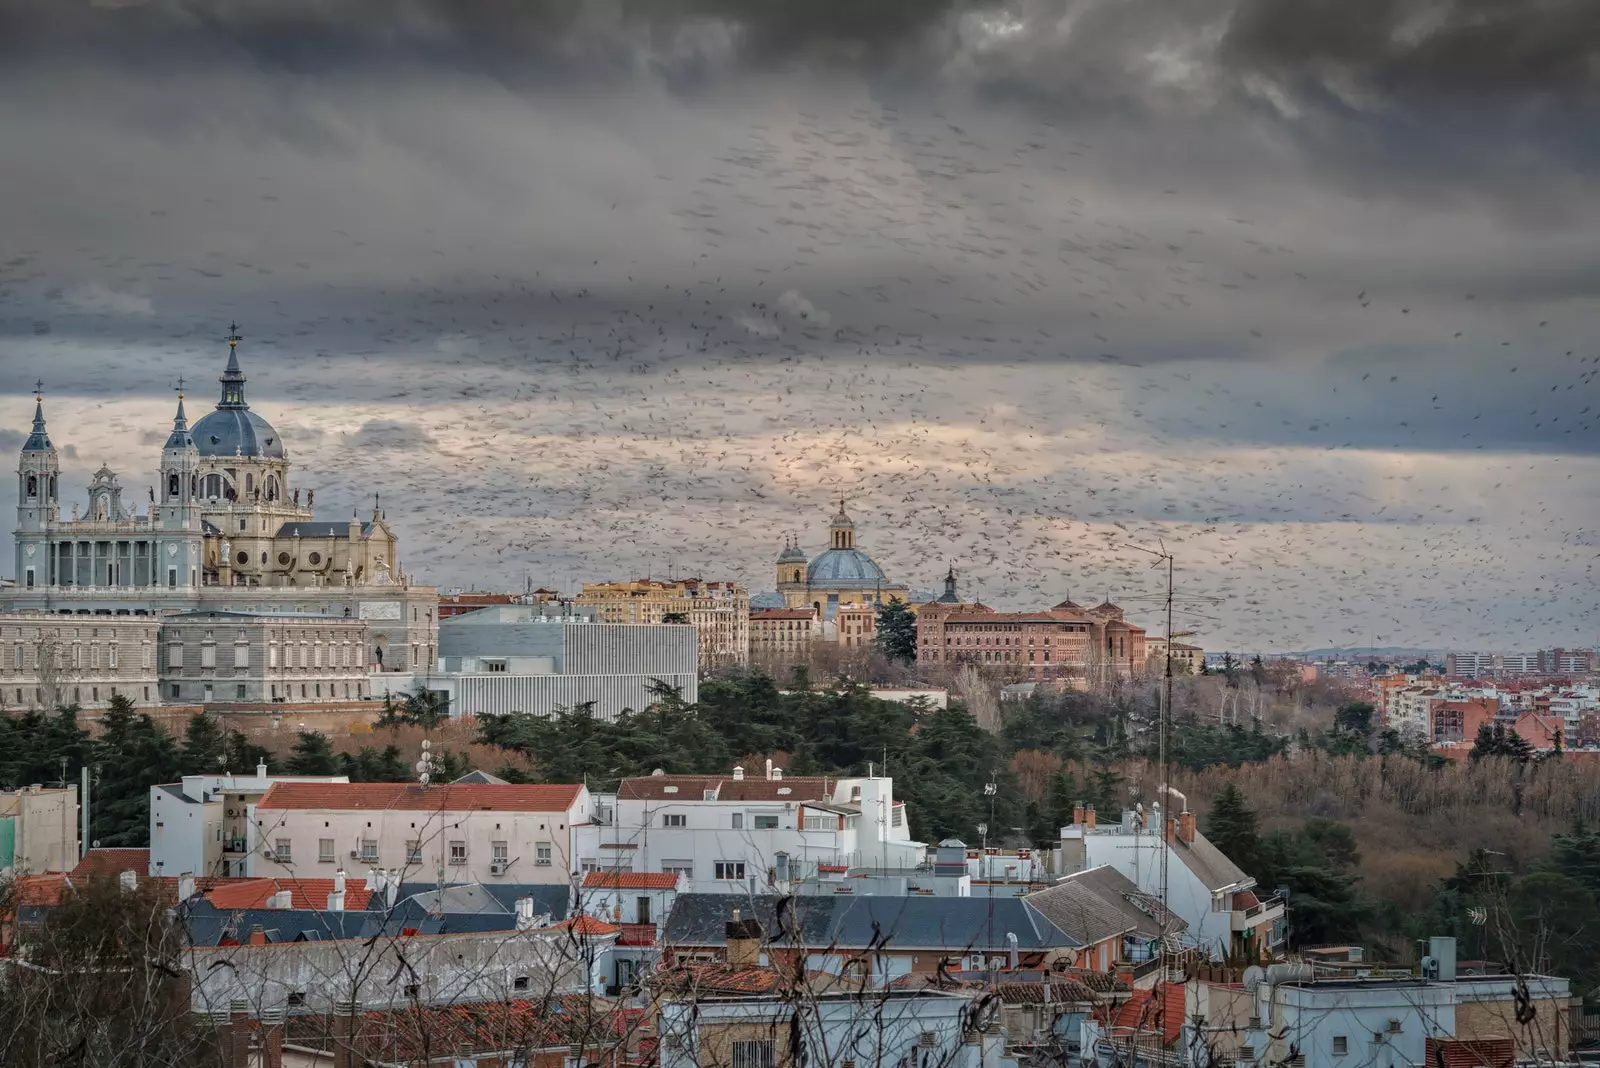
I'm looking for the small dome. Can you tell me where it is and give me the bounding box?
[191,408,285,459]
[778,543,807,563]
[806,547,887,588]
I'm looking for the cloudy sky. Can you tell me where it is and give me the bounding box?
[1,0,1597,652]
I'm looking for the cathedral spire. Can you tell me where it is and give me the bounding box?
[217,323,250,410]
[22,382,52,452]
[165,384,195,450]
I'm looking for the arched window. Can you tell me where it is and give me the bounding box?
[26,475,36,497]
[245,473,254,493]
[47,475,56,499]
[265,476,278,502]
[205,473,221,498]
[167,474,179,498]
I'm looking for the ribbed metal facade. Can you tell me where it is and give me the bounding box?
[450,672,698,720]
[563,623,697,677]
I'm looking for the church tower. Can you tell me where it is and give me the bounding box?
[154,391,203,587]
[776,535,807,590]
[14,389,59,589]
[827,499,856,550]
[16,390,59,533]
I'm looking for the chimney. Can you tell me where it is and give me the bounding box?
[248,924,267,946]
[256,760,267,779]
[732,765,745,781]
[765,758,773,781]
[257,1009,286,1068]
[725,912,762,968]
[1177,810,1196,845]
[230,999,252,1068]
[178,872,197,902]
[1165,818,1178,844]
[268,890,292,909]
[515,897,536,931]
[772,767,783,782]
[327,889,346,912]
[331,1000,363,1068]
[383,871,398,910]
[334,868,346,894]
[1084,805,1096,830]
[119,869,138,892]
[1072,801,1085,827]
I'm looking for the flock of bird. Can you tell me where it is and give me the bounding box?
[1,84,1595,654]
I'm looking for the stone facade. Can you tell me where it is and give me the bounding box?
[157,610,370,705]
[917,597,1147,682]
[4,332,438,691]
[748,607,819,657]
[0,612,162,710]
[575,578,749,669]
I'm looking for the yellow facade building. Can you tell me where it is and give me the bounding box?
[575,578,749,670]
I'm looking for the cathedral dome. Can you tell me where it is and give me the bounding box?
[191,408,284,458]
[806,547,887,588]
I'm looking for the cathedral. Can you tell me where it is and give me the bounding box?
[775,501,910,619]
[6,331,438,675]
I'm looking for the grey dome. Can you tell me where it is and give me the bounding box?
[806,548,887,588]
[191,408,285,458]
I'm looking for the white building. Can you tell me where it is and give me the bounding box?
[1060,800,1283,959]
[247,781,592,883]
[576,763,921,893]
[385,604,699,721]
[0,784,78,874]
[148,765,349,878]
[658,986,1015,1068]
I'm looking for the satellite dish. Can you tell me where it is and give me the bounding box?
[1243,965,1265,993]
[415,761,430,773]
[421,740,431,750]
[419,773,430,785]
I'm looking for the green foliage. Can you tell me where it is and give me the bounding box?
[660,612,690,624]
[284,731,340,776]
[341,745,411,782]
[0,704,89,789]
[92,695,181,848]
[179,713,227,775]
[1163,720,1287,770]
[1470,722,1534,764]
[873,598,918,664]
[375,684,450,731]
[1204,784,1260,873]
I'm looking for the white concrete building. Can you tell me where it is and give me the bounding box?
[1060,800,1283,959]
[0,784,78,874]
[247,781,592,883]
[148,766,349,878]
[575,763,922,893]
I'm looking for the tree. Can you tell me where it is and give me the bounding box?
[873,598,917,665]
[285,731,341,776]
[1220,652,1239,689]
[1204,784,1260,873]
[92,695,180,848]
[1250,654,1266,687]
[179,712,227,775]
[660,611,690,624]
[1334,701,1375,736]
[1470,722,1534,764]
[222,729,274,775]
[376,684,450,731]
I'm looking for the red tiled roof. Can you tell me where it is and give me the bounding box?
[257,782,583,812]
[68,848,149,881]
[544,915,620,936]
[616,775,723,801]
[205,877,375,911]
[616,923,657,946]
[11,872,70,907]
[583,871,681,890]
[356,995,636,1061]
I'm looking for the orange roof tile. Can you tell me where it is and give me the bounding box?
[205,877,375,911]
[257,782,583,812]
[545,915,620,936]
[68,848,149,881]
[583,871,681,890]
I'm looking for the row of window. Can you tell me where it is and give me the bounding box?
[7,684,146,705]
[169,681,365,701]
[272,839,553,866]
[6,642,141,670]
[166,643,364,670]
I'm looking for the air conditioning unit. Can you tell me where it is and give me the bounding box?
[1387,1020,1402,1034]
[262,849,275,859]
[489,863,505,876]
[349,850,359,859]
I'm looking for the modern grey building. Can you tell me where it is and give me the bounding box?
[394,604,698,720]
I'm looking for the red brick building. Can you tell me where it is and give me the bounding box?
[917,597,1147,682]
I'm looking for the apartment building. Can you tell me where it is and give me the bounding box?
[1060,801,1283,959]
[747,607,819,657]
[576,763,921,892]
[248,781,592,883]
[575,578,749,669]
[0,784,78,874]
[148,765,349,878]
[1146,637,1205,675]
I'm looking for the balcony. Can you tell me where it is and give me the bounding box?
[1230,893,1285,931]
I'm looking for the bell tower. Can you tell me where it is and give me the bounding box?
[16,386,59,533]
[828,497,855,550]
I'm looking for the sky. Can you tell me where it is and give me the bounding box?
[0,0,1597,653]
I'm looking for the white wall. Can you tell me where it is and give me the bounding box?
[1079,829,1232,954]
[247,791,589,883]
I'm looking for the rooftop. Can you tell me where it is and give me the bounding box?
[256,782,584,812]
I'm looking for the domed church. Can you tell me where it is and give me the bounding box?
[6,328,439,679]
[775,500,909,621]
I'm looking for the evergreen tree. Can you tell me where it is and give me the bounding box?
[873,599,918,664]
[179,713,227,775]
[1204,784,1260,873]
[1250,654,1266,686]
[92,695,180,848]
[1470,722,1534,764]
[284,731,340,776]
[222,730,274,775]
